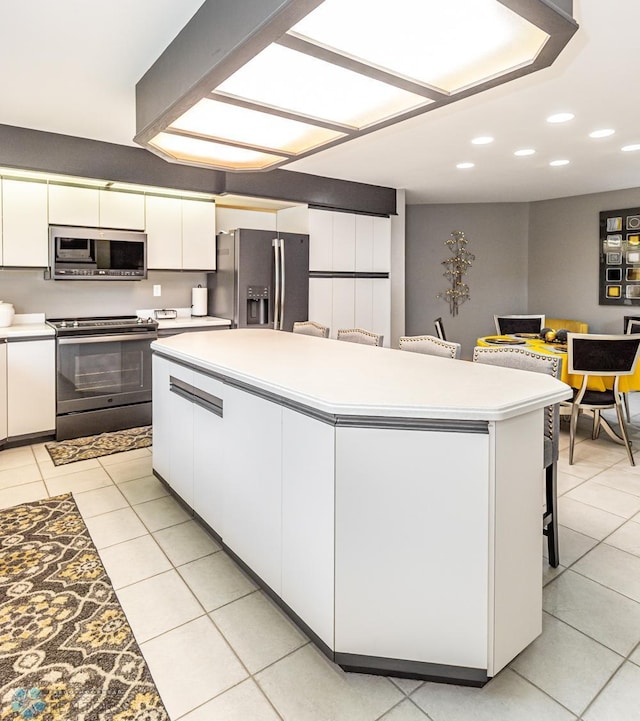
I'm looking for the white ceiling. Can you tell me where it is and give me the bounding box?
[1,0,638,204]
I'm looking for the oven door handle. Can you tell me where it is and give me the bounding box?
[57,333,157,344]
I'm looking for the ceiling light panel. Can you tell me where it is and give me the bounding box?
[135,0,578,172]
[149,133,286,170]
[289,0,549,93]
[216,44,431,129]
[169,98,345,154]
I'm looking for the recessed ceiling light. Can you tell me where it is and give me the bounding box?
[589,128,615,139]
[471,136,494,145]
[514,148,536,156]
[549,159,570,166]
[622,144,640,152]
[547,112,574,124]
[456,162,475,169]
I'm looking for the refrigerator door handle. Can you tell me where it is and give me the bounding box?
[279,237,286,330]
[273,238,280,330]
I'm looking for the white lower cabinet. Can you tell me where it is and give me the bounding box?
[152,355,336,640]
[220,385,283,594]
[333,427,490,667]
[192,371,226,534]
[0,342,7,443]
[281,409,335,647]
[151,356,172,483]
[153,358,227,521]
[166,364,196,509]
[7,339,55,437]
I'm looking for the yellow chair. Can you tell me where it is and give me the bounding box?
[546,318,589,333]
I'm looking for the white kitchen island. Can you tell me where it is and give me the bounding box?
[151,329,571,686]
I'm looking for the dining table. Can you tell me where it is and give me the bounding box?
[476,334,640,393]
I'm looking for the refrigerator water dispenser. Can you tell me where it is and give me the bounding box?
[246,286,269,325]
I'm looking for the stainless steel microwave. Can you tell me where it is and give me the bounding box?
[50,225,147,280]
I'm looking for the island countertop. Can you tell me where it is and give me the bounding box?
[151,328,571,421]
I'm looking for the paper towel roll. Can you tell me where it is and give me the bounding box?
[191,286,208,317]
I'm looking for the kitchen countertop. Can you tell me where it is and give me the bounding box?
[0,313,54,340]
[152,328,572,421]
[156,316,231,331]
[136,307,231,331]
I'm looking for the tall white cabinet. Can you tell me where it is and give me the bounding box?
[308,209,391,346]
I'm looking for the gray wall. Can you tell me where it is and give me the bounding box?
[528,187,640,334]
[406,203,529,358]
[0,269,206,318]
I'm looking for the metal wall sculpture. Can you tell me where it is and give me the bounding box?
[437,230,474,317]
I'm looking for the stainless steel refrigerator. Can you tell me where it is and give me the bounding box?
[207,228,309,331]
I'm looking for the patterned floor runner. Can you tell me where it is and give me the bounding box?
[45,427,152,466]
[0,494,168,721]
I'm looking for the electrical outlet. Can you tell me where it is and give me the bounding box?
[153,284,162,297]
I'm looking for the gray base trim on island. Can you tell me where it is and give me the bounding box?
[335,653,488,687]
[152,349,490,433]
[154,464,491,687]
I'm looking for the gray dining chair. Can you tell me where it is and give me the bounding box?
[567,333,640,466]
[337,328,384,347]
[399,335,461,359]
[494,314,545,335]
[434,317,447,341]
[292,321,330,338]
[622,320,640,421]
[473,344,563,567]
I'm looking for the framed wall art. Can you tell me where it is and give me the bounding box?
[600,206,640,305]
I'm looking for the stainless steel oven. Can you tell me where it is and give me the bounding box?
[48,316,158,440]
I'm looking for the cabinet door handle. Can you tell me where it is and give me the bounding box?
[169,376,223,417]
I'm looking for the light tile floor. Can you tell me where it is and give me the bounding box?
[2,404,640,720]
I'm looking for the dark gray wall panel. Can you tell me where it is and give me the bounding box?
[0,124,225,194]
[223,168,396,215]
[0,124,395,215]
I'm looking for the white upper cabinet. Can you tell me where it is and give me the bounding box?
[372,216,391,272]
[48,185,145,230]
[1,179,49,267]
[356,215,391,272]
[145,195,182,269]
[146,195,216,270]
[309,209,390,273]
[309,208,333,271]
[182,199,216,270]
[48,184,99,226]
[99,189,145,230]
[332,212,356,271]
